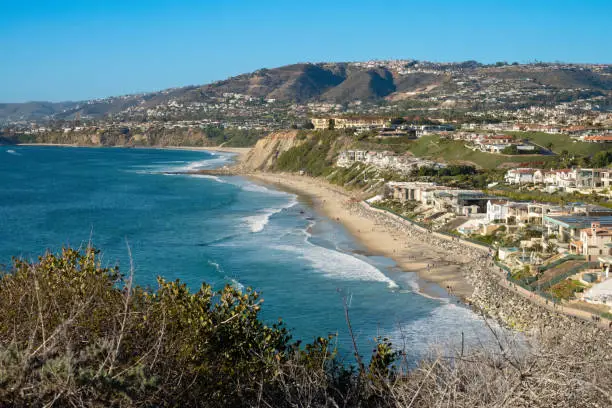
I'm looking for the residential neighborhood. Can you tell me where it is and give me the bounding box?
[504,167,612,191]
[378,179,612,314]
[336,150,445,174]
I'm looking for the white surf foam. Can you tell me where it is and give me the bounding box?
[229,278,245,292]
[129,153,233,174]
[241,183,288,195]
[243,196,298,233]
[385,303,522,357]
[208,260,245,292]
[272,241,399,289]
[189,174,227,183]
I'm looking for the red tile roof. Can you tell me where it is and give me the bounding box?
[584,135,612,142]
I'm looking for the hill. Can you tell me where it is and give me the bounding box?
[2,60,612,123]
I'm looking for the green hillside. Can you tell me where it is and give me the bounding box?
[390,136,556,169]
[508,131,607,156]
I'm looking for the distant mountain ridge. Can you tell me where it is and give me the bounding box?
[2,60,612,123]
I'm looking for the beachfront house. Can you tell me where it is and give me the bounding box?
[456,215,487,236]
[527,203,562,225]
[544,215,612,242]
[581,278,612,309]
[571,222,612,261]
[486,199,509,223]
[385,182,439,203]
[432,190,494,215]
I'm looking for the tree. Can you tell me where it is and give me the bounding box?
[591,151,612,168]
[502,145,519,155]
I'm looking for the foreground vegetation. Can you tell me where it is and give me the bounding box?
[0,248,611,407]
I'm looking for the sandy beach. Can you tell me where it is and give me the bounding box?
[248,172,474,299]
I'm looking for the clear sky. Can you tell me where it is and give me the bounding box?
[1,0,611,102]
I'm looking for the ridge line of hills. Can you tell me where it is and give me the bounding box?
[1,60,612,123]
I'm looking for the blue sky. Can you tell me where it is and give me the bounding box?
[1,0,611,102]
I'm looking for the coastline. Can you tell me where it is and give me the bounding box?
[248,172,475,299]
[16,143,251,162]
[247,171,612,331]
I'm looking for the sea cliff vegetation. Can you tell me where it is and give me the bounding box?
[8,126,264,148]
[0,248,610,407]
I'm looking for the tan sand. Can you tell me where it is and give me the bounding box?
[248,172,474,299]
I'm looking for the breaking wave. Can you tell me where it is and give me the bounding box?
[385,303,523,358]
[208,260,245,292]
[243,197,299,233]
[127,152,233,174]
[272,238,399,289]
[241,183,288,195]
[189,174,227,183]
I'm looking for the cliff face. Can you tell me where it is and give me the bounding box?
[240,130,304,171]
[16,128,213,147]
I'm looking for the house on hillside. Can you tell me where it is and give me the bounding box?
[415,124,455,137]
[334,117,389,130]
[311,118,331,130]
[376,128,417,139]
[504,168,542,184]
[583,135,612,143]
[336,150,367,167]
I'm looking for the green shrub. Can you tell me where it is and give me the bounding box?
[0,248,359,407]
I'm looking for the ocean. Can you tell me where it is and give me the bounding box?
[0,145,504,363]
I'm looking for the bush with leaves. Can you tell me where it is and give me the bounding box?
[0,248,357,407]
[1,248,611,407]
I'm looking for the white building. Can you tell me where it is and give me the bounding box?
[486,199,509,223]
[504,168,542,184]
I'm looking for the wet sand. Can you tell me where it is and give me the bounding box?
[248,172,474,299]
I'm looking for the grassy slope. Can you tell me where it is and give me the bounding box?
[507,131,606,156]
[402,136,556,169]
[277,130,609,173]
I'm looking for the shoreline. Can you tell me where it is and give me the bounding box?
[248,172,474,300]
[14,143,251,162]
[247,171,612,331]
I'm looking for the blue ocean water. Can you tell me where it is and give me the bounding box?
[0,146,502,362]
